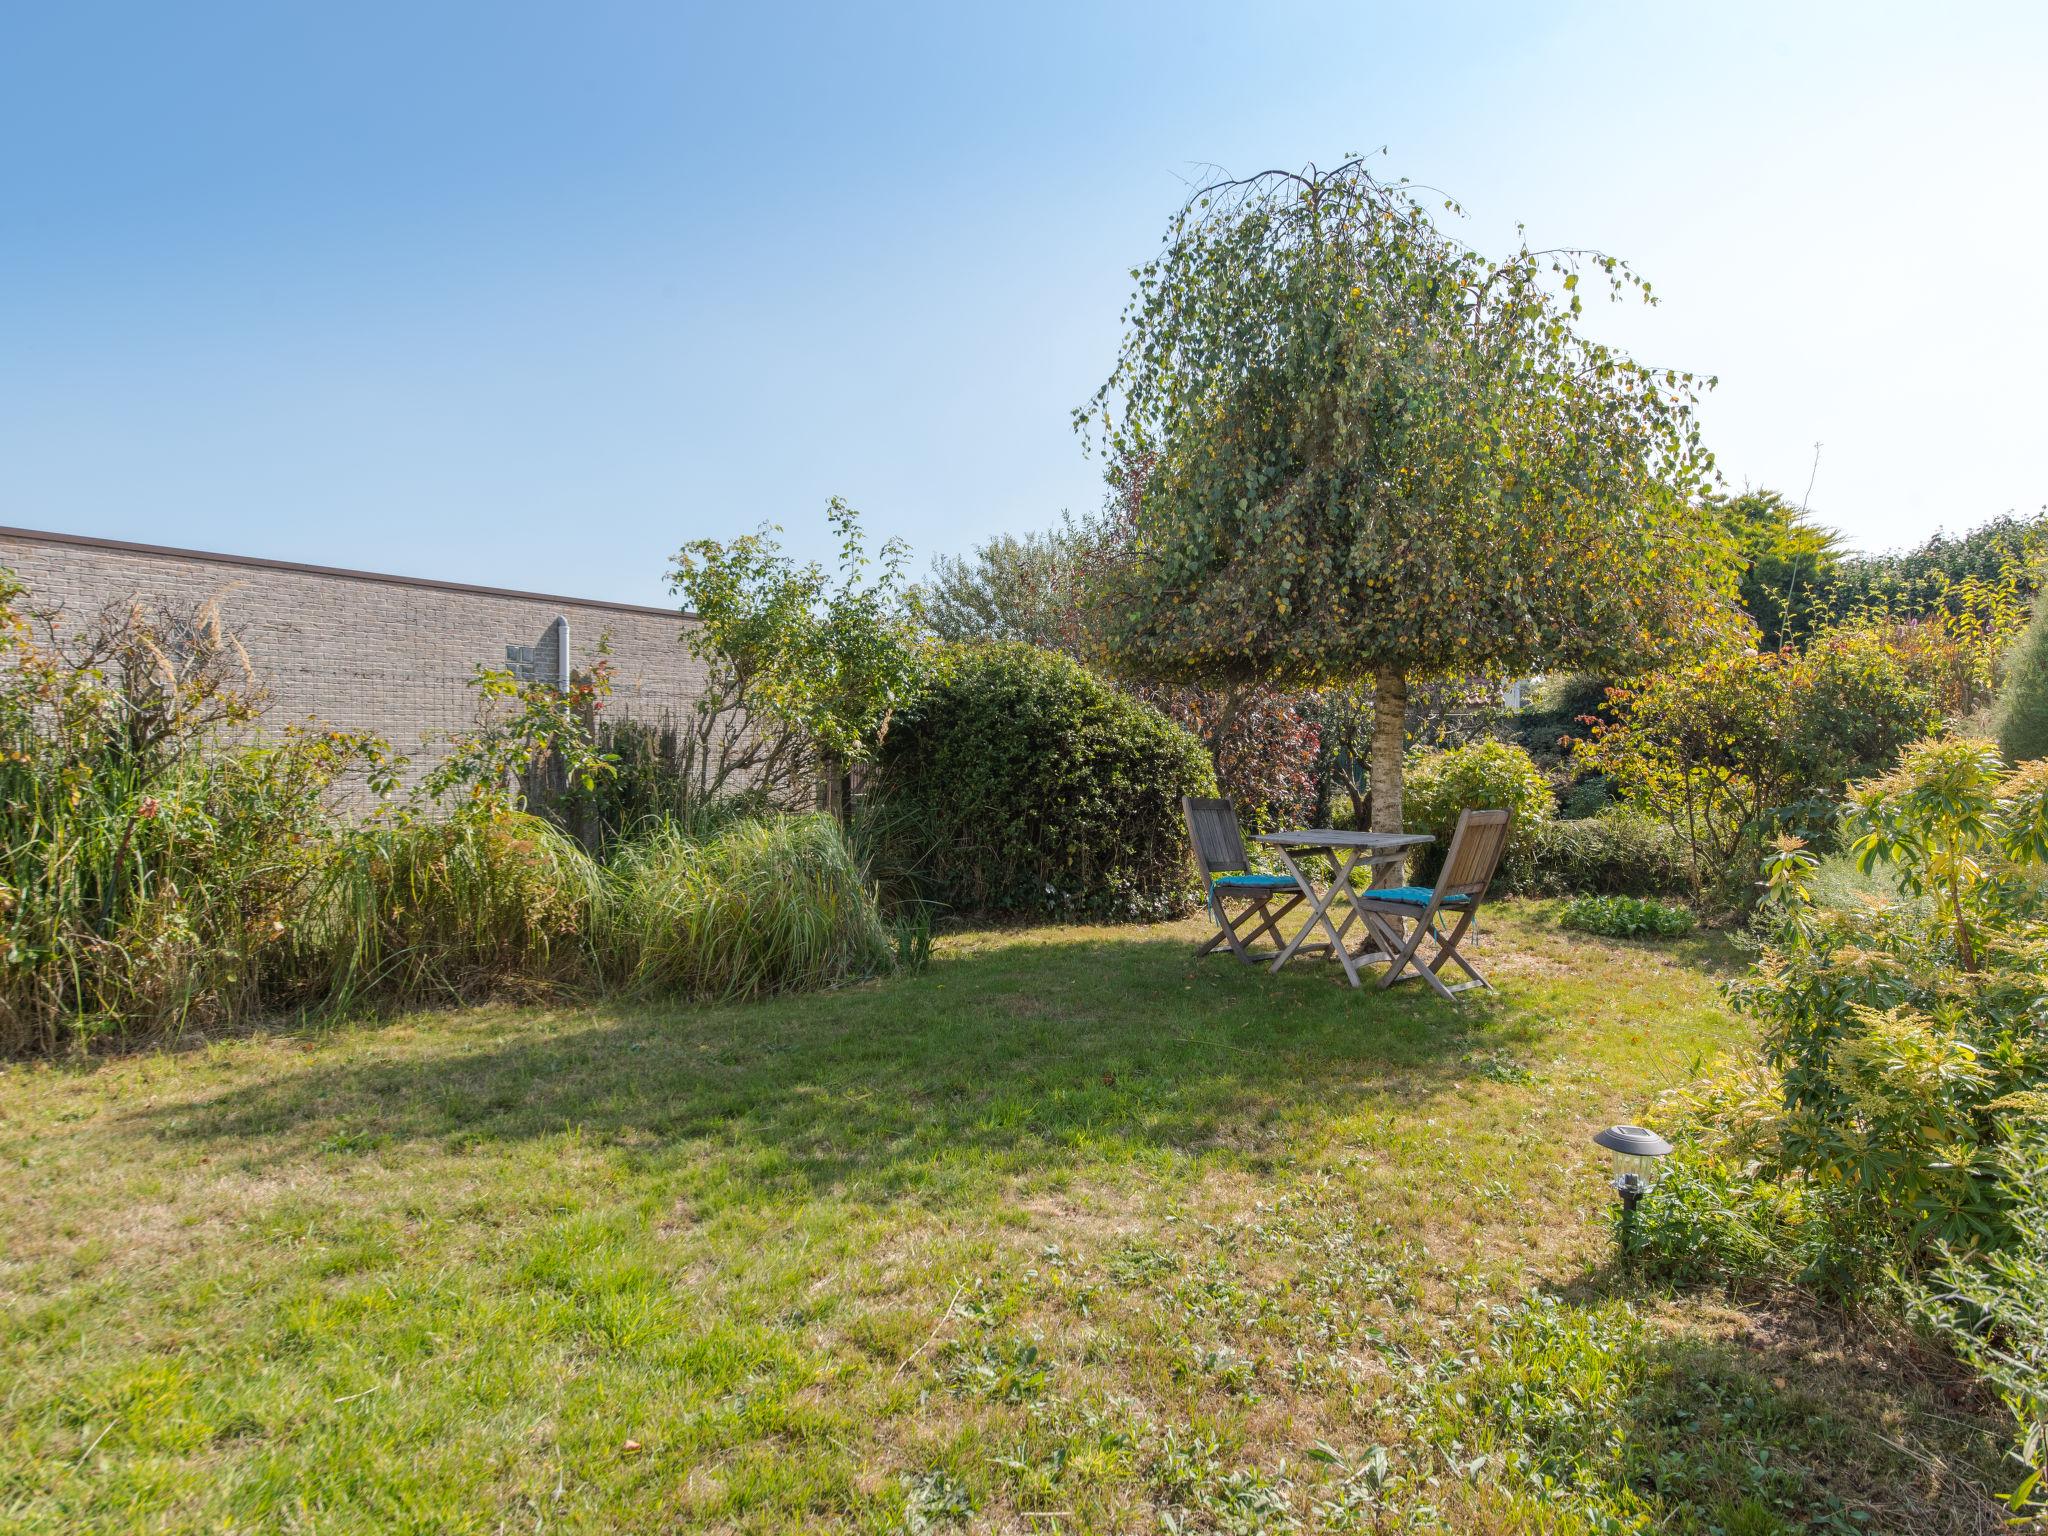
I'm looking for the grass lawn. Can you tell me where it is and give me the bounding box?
[0,902,2009,1533]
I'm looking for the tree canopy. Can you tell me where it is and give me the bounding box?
[668,499,926,811]
[1715,489,1844,652]
[1077,158,1738,824]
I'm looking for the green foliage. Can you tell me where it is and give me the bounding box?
[921,512,1321,829]
[1557,893,1695,939]
[919,521,1095,650]
[305,811,600,1011]
[1580,631,1937,900]
[1628,1151,1811,1288]
[1403,739,1550,882]
[0,577,398,1053]
[1500,672,1616,774]
[669,498,928,803]
[1707,742,2048,1271]
[1501,810,1688,897]
[1716,489,1844,652]
[527,713,774,851]
[875,642,1217,918]
[1829,510,2047,630]
[1077,158,1735,831]
[1404,740,1551,841]
[1404,1295,1904,1533]
[424,663,615,816]
[1996,590,2048,765]
[1716,502,2045,691]
[594,814,894,1001]
[1079,158,1733,693]
[1909,1129,2048,1514]
[0,569,903,1054]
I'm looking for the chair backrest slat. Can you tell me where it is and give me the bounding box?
[1438,809,1511,900]
[1182,796,1250,880]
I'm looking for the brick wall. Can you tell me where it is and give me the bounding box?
[0,526,711,785]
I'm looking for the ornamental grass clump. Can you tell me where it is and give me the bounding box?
[595,813,893,1001]
[298,811,603,1013]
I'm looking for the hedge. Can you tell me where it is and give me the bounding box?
[1499,810,1687,898]
[875,643,1216,919]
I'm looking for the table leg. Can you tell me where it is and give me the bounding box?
[1268,846,1365,987]
[1328,853,1409,968]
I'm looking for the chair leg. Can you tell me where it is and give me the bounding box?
[1378,911,1460,1000]
[1428,909,1491,991]
[1242,892,1302,950]
[1206,893,1306,963]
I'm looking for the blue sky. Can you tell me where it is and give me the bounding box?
[3,1,2043,607]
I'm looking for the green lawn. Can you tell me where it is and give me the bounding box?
[0,903,2007,1533]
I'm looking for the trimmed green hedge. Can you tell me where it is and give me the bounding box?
[875,643,1217,919]
[1500,810,1687,898]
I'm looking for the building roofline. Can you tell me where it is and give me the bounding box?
[0,524,692,621]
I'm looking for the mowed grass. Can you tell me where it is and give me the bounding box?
[0,904,2007,1533]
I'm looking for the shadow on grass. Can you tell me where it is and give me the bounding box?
[130,929,1546,1200]
[1521,1247,2011,1531]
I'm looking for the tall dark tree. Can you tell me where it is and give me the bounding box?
[1715,489,1843,651]
[1079,158,1736,828]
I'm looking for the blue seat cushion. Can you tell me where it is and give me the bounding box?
[1210,873,1298,891]
[1358,886,1470,906]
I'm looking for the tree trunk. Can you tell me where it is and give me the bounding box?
[1368,665,1407,834]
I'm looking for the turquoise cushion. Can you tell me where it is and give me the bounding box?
[1210,873,1298,891]
[1358,886,1470,906]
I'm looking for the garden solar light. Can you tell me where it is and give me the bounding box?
[1592,1124,1672,1213]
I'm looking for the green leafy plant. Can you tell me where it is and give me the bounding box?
[0,575,398,1052]
[921,510,1321,830]
[669,498,927,814]
[1579,631,1936,902]
[874,642,1216,919]
[425,660,616,817]
[0,566,907,1053]
[1557,893,1695,939]
[1909,1128,2048,1515]
[1708,741,2048,1268]
[1499,808,1687,897]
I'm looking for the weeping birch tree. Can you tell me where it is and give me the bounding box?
[1078,158,1736,829]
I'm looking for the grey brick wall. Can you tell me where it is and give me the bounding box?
[0,526,711,786]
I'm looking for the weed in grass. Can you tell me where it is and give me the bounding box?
[900,1468,975,1532]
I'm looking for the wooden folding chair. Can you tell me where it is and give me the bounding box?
[1353,809,1511,999]
[1183,797,1305,963]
